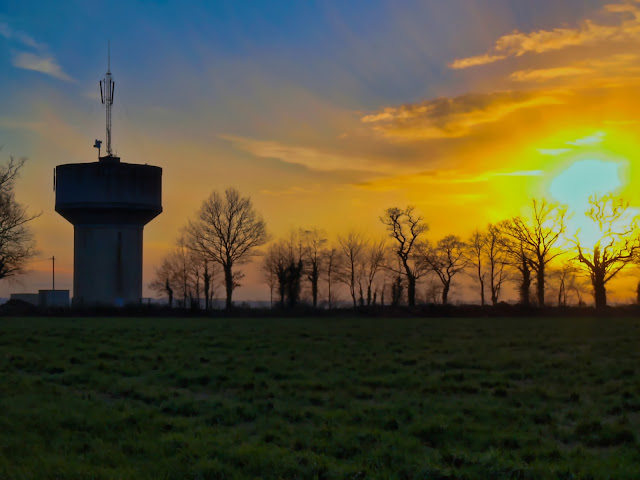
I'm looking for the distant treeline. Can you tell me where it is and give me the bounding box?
[151,188,640,311]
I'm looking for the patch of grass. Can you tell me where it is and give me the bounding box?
[0,315,639,479]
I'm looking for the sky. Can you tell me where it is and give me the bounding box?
[2,0,640,303]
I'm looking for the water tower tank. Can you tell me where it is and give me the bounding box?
[54,51,162,306]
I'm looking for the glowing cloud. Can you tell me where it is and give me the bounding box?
[450,2,640,69]
[361,91,565,140]
[510,67,594,82]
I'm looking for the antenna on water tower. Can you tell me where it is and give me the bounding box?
[99,41,115,157]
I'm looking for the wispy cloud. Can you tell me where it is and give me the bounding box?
[449,54,506,70]
[510,67,594,82]
[220,134,384,173]
[12,51,73,82]
[450,2,640,69]
[567,131,606,146]
[361,90,565,140]
[354,168,545,192]
[0,21,72,81]
[538,148,572,155]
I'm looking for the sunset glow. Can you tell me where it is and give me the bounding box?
[3,0,640,302]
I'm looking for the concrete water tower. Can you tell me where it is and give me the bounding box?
[55,49,162,306]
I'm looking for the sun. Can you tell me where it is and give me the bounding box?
[548,157,626,248]
[549,158,623,210]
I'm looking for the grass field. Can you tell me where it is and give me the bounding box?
[1,315,640,479]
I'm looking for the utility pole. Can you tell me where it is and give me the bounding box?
[51,255,55,291]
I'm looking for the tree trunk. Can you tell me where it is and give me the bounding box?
[203,264,210,310]
[223,264,233,309]
[558,277,564,307]
[520,267,531,306]
[537,261,545,307]
[593,271,607,309]
[442,281,450,305]
[350,269,357,307]
[479,277,485,306]
[311,264,318,308]
[165,279,173,308]
[407,274,416,307]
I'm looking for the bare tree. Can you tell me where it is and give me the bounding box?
[187,188,268,308]
[501,199,567,307]
[263,240,288,308]
[568,272,591,306]
[486,224,509,305]
[202,260,216,309]
[337,231,367,307]
[549,261,581,307]
[424,278,442,304]
[285,232,304,308]
[360,238,386,305]
[301,228,327,308]
[324,246,340,308]
[263,233,304,308]
[0,157,39,280]
[419,235,469,305]
[380,206,429,307]
[466,229,487,305]
[149,254,177,307]
[149,237,202,308]
[498,224,533,306]
[173,235,197,307]
[574,195,640,309]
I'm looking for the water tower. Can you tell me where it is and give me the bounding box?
[55,49,162,306]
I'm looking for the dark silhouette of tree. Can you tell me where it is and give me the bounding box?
[0,157,39,280]
[150,236,206,308]
[574,195,640,309]
[149,255,177,307]
[360,239,386,305]
[419,235,469,305]
[202,260,215,310]
[380,206,429,307]
[466,229,487,305]
[390,274,404,306]
[263,253,277,308]
[568,272,590,307]
[501,199,567,307]
[301,228,327,308]
[285,233,304,308]
[549,261,580,307]
[337,231,367,307]
[188,188,268,308]
[424,278,442,304]
[263,240,288,308]
[263,233,304,308]
[498,224,533,306]
[486,224,509,305]
[324,246,340,308]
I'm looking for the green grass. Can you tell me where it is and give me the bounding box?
[1,316,640,479]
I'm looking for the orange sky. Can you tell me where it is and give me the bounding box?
[3,1,640,303]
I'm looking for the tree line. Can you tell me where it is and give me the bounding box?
[152,187,640,310]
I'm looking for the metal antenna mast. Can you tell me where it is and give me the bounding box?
[100,41,115,156]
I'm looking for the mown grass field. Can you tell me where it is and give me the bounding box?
[1,315,640,479]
